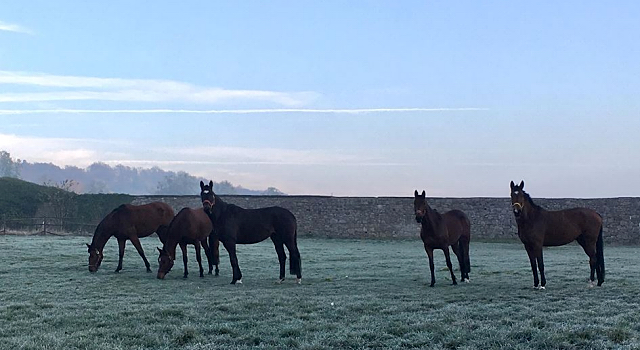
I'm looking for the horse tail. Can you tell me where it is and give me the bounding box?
[288,217,301,277]
[461,213,471,274]
[596,222,605,282]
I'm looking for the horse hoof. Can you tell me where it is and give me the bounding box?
[232,279,243,285]
[296,278,302,285]
[277,278,285,284]
[464,278,470,283]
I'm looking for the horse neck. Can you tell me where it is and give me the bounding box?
[422,204,442,233]
[91,225,112,251]
[520,195,545,223]
[163,238,179,260]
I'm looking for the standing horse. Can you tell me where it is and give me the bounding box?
[87,202,174,273]
[157,207,220,279]
[414,190,471,287]
[200,180,301,284]
[510,181,604,289]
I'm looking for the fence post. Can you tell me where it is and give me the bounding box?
[42,218,47,235]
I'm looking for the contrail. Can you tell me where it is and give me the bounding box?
[0,107,488,115]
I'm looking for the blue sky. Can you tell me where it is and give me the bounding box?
[1,1,639,197]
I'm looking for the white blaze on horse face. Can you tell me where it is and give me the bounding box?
[514,191,519,195]
[203,190,210,194]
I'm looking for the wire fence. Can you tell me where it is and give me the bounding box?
[0,217,96,236]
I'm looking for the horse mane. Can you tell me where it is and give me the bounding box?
[524,191,543,211]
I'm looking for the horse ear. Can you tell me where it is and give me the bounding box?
[200,181,205,190]
[157,247,163,253]
[209,180,214,189]
[519,180,524,189]
[86,243,91,248]
[414,190,419,197]
[421,190,426,197]
[510,181,515,190]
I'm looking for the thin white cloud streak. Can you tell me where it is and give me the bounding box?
[0,107,487,115]
[0,133,408,168]
[0,71,318,106]
[0,21,33,35]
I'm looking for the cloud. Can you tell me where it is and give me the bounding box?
[0,133,409,170]
[0,71,318,106]
[0,21,33,35]
[0,107,487,115]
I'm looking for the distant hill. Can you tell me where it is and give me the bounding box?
[1,150,285,196]
[0,177,133,223]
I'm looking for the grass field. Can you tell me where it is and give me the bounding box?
[0,235,639,350]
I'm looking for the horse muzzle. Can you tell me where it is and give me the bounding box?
[415,216,423,223]
[88,265,98,273]
[512,203,523,217]
[157,272,166,279]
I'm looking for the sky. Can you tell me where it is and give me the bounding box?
[1,1,639,197]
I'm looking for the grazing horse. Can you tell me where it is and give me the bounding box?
[86,202,174,273]
[414,190,471,287]
[200,180,301,284]
[157,207,220,279]
[510,181,604,289]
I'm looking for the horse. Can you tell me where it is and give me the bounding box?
[199,180,301,284]
[156,207,220,279]
[413,190,471,287]
[510,180,604,289]
[86,202,174,273]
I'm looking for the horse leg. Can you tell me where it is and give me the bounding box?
[115,237,126,273]
[222,240,242,284]
[201,239,214,275]
[129,235,151,272]
[210,236,220,276]
[577,235,598,286]
[424,244,436,287]
[284,238,302,282]
[194,241,204,278]
[525,245,540,288]
[271,237,287,282]
[180,242,188,278]
[536,251,546,288]
[451,242,464,282]
[443,247,457,285]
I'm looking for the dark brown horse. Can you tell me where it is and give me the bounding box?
[200,180,301,284]
[510,181,604,289]
[414,190,471,287]
[86,202,174,273]
[156,207,220,279]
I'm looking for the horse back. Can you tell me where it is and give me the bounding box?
[542,207,602,246]
[167,207,211,243]
[442,209,471,243]
[230,206,296,244]
[112,202,175,238]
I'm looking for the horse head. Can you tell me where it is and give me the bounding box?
[86,243,103,273]
[156,247,174,279]
[510,180,526,218]
[200,180,217,215]
[413,190,427,223]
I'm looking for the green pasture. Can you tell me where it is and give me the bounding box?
[0,235,639,350]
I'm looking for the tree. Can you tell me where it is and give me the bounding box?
[0,151,21,178]
[214,180,238,195]
[262,187,284,196]
[155,171,200,195]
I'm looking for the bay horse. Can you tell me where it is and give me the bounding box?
[156,207,220,279]
[414,190,471,287]
[86,202,174,273]
[510,180,604,289]
[200,180,301,284]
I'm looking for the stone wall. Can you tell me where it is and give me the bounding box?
[132,196,640,245]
